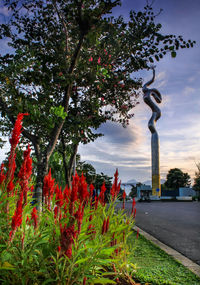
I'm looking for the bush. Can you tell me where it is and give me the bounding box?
[0,114,136,284]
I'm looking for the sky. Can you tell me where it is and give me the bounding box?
[0,0,200,184]
[79,0,200,183]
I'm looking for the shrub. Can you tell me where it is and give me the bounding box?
[0,114,136,284]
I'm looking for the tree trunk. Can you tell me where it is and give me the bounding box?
[61,142,78,188]
[34,156,49,211]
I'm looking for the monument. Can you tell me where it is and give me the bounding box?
[143,66,162,197]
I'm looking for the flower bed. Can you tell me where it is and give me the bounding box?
[0,114,137,284]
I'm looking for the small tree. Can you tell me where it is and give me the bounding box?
[193,163,200,197]
[129,185,137,198]
[165,168,191,190]
[0,0,195,206]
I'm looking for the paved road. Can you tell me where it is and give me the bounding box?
[122,201,200,265]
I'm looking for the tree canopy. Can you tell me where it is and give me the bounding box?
[0,0,195,205]
[193,163,200,194]
[164,168,191,190]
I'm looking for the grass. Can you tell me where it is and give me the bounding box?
[127,231,200,285]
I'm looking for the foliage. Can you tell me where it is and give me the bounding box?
[0,114,137,284]
[128,185,137,198]
[0,0,196,195]
[164,168,191,190]
[193,163,200,195]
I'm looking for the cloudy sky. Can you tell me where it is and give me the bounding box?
[79,0,200,183]
[0,0,200,184]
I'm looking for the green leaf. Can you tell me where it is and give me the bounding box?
[171,51,176,58]
[92,278,116,284]
[75,257,90,265]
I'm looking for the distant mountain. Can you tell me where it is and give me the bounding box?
[142,179,166,186]
[121,179,137,186]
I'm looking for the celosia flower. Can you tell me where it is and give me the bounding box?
[31,207,38,229]
[9,113,29,150]
[74,203,84,234]
[7,113,28,182]
[98,57,101,64]
[122,190,126,209]
[63,185,71,204]
[43,169,55,209]
[78,173,89,202]
[110,169,121,199]
[54,206,58,220]
[9,192,23,242]
[105,216,109,233]
[7,179,15,194]
[60,223,77,258]
[55,185,64,208]
[94,196,98,210]
[89,56,93,62]
[101,218,107,235]
[133,208,136,218]
[0,163,6,185]
[89,184,94,198]
[99,182,106,205]
[18,145,32,204]
[131,197,136,215]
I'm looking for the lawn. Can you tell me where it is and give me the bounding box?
[127,231,200,285]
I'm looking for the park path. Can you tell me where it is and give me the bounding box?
[121,201,200,265]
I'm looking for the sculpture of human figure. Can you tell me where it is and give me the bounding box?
[142,66,162,197]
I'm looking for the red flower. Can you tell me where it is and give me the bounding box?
[54,206,58,220]
[136,229,139,239]
[89,56,93,62]
[101,218,107,235]
[99,182,106,205]
[89,184,94,198]
[110,169,121,199]
[43,169,55,208]
[131,198,136,215]
[98,57,101,64]
[31,207,38,229]
[10,192,23,242]
[7,179,15,194]
[122,190,126,209]
[55,185,64,208]
[78,173,89,202]
[133,208,136,218]
[83,277,87,285]
[63,185,71,204]
[60,223,77,258]
[9,113,29,149]
[18,145,32,204]
[105,217,109,233]
[74,203,84,234]
[0,164,6,185]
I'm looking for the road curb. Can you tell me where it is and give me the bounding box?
[133,225,200,278]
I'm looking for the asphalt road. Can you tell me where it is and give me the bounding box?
[122,201,200,265]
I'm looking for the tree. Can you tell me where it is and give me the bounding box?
[164,168,191,190]
[0,0,195,206]
[129,185,137,198]
[193,163,200,197]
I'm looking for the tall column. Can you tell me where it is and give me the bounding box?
[143,67,162,197]
[152,132,160,197]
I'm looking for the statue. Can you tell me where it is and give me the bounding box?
[142,66,162,197]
